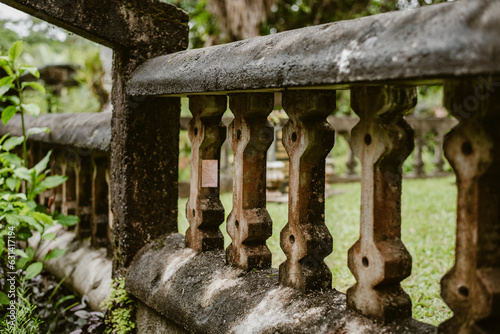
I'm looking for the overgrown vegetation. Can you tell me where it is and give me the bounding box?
[165,0,448,48]
[0,41,86,333]
[0,16,103,114]
[100,278,136,334]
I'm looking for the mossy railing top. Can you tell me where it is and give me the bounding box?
[127,0,500,97]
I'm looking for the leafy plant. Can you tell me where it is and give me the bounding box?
[68,295,105,334]
[100,278,136,334]
[0,276,42,333]
[1,41,47,165]
[0,41,79,332]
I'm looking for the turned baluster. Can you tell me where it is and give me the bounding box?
[186,95,227,252]
[345,133,358,177]
[433,131,445,175]
[91,154,110,248]
[51,150,65,215]
[440,78,500,333]
[279,90,335,292]
[75,157,92,239]
[412,131,425,177]
[226,93,274,270]
[347,86,416,323]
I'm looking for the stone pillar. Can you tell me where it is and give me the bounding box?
[110,90,181,274]
[185,95,227,252]
[440,78,500,334]
[347,86,416,323]
[107,11,189,276]
[226,93,274,271]
[279,90,335,292]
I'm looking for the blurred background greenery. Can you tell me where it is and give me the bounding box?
[1,0,449,116]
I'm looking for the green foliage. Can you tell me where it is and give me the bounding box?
[1,17,103,115]
[164,0,449,48]
[163,0,220,48]
[0,277,42,333]
[101,277,136,334]
[0,41,80,331]
[0,18,99,67]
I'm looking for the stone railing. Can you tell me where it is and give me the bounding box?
[1,0,499,333]
[124,1,500,333]
[1,111,459,329]
[0,113,113,310]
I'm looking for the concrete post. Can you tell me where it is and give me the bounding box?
[226,93,274,271]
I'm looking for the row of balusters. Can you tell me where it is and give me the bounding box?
[185,82,500,331]
[26,143,112,252]
[198,114,455,188]
[23,81,498,331]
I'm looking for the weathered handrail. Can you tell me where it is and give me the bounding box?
[127,0,500,96]
[0,114,112,249]
[2,113,111,151]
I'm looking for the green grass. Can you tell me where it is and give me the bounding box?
[178,176,456,326]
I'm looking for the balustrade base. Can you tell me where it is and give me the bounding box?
[127,233,436,334]
[28,225,112,311]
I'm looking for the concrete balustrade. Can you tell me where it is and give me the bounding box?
[1,0,499,332]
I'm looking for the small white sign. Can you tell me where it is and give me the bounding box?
[202,160,218,188]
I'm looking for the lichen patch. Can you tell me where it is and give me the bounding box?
[201,267,243,308]
[161,248,196,285]
[230,287,295,334]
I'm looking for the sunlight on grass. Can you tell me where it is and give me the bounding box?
[178,176,456,326]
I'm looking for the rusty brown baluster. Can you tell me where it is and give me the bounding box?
[433,132,445,175]
[186,95,227,252]
[226,93,274,270]
[344,133,358,177]
[75,157,92,239]
[347,86,416,323]
[440,78,500,334]
[279,90,335,292]
[92,154,110,248]
[412,131,425,177]
[49,149,64,214]
[60,155,69,216]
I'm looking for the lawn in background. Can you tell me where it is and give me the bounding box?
[178,176,456,326]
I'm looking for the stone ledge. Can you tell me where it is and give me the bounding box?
[127,0,500,96]
[28,225,112,311]
[0,113,111,152]
[126,233,436,334]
